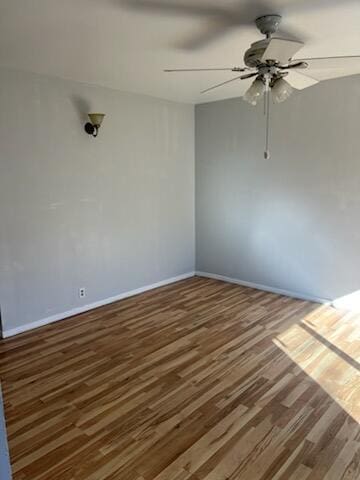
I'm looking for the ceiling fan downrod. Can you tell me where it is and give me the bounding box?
[264,77,271,160]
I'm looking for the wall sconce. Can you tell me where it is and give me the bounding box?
[84,113,105,137]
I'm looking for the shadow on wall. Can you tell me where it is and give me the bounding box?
[71,95,92,125]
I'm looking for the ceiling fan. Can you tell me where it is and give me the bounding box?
[165,14,360,158]
[165,14,360,101]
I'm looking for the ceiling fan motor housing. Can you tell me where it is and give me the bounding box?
[244,15,283,68]
[244,39,272,68]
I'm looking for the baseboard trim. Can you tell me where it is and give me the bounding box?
[2,272,195,338]
[196,271,331,305]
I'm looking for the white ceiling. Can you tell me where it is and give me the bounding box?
[0,0,359,104]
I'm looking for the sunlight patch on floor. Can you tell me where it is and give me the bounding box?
[333,290,360,313]
[273,305,360,423]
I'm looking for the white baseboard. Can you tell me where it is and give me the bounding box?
[2,272,195,338]
[196,271,331,305]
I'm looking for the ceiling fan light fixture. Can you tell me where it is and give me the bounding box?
[271,78,293,104]
[243,78,266,106]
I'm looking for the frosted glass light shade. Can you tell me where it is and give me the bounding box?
[272,78,293,103]
[243,79,266,106]
[88,113,105,127]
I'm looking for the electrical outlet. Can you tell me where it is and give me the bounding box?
[79,287,86,299]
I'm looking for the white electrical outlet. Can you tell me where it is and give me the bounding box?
[79,287,86,299]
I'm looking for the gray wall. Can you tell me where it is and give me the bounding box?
[0,68,195,332]
[196,75,360,302]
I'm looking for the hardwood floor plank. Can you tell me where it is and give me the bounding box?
[0,277,359,479]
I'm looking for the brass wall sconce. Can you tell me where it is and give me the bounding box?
[84,113,105,137]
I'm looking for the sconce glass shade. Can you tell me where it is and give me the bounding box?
[88,113,105,127]
[243,78,266,106]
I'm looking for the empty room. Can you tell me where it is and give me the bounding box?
[0,1,359,479]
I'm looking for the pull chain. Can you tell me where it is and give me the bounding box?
[264,77,271,160]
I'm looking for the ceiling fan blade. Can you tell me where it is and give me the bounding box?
[120,0,272,23]
[178,19,234,50]
[120,0,224,17]
[285,71,319,90]
[201,75,243,94]
[240,72,258,80]
[119,0,358,53]
[295,56,360,81]
[164,67,248,73]
[284,0,358,15]
[262,38,304,65]
[276,27,308,43]
[120,1,294,50]
[279,61,308,70]
[296,56,360,70]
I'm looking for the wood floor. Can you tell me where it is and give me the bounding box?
[0,277,359,480]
